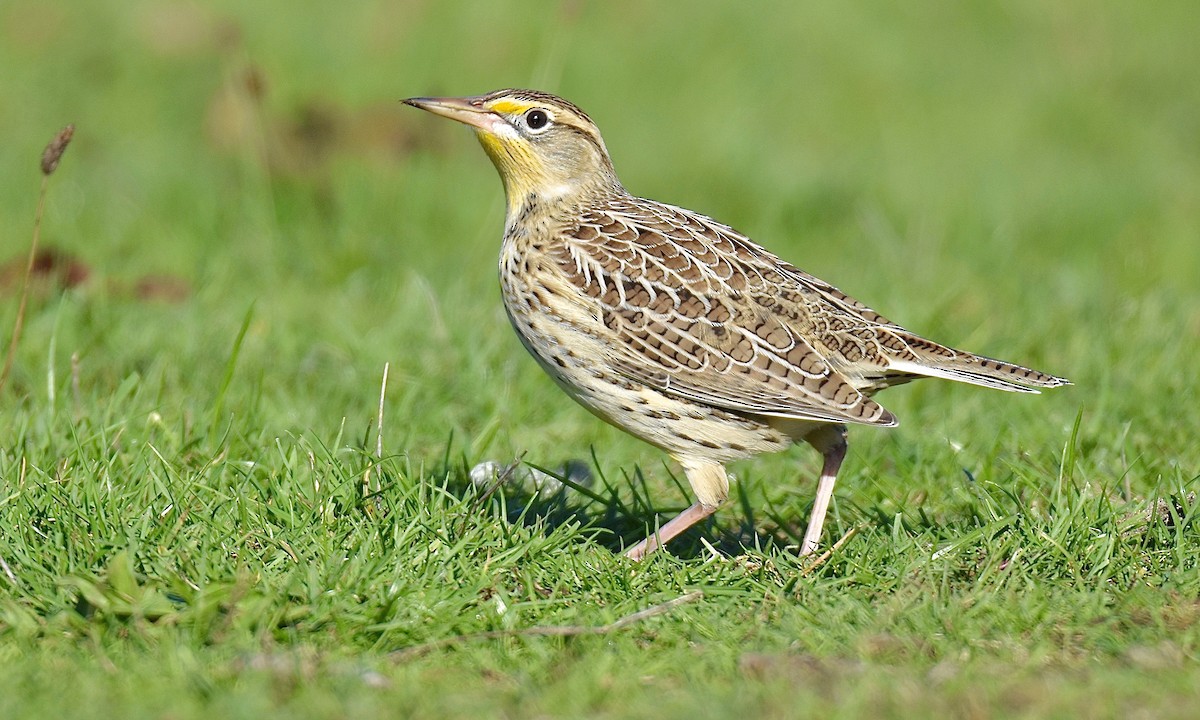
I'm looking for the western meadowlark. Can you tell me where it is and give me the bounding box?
[404,89,1070,561]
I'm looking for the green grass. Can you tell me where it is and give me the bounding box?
[2,0,1198,717]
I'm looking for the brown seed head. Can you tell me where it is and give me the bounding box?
[41,124,75,176]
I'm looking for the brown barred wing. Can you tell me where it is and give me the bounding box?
[549,202,898,427]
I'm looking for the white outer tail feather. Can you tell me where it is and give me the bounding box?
[885,358,1068,394]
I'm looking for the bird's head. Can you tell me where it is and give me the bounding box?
[404,89,620,213]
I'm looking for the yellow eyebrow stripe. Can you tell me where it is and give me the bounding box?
[488,99,533,115]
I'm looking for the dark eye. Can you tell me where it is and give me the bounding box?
[525,109,549,130]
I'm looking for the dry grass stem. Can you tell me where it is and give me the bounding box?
[1,124,76,394]
[376,361,389,460]
[363,362,391,497]
[390,590,704,661]
[800,524,864,576]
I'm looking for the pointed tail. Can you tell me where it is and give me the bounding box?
[885,333,1071,394]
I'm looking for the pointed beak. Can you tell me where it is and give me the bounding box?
[402,95,508,134]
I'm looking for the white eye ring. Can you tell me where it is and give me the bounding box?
[524,108,551,131]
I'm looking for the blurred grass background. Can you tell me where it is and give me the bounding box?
[1,1,1198,717]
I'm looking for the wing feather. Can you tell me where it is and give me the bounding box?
[549,200,899,427]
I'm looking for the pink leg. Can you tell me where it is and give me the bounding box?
[800,428,848,557]
[625,502,718,561]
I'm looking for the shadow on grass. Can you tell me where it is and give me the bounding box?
[433,448,1200,567]
[443,454,812,560]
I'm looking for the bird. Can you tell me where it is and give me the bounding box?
[403,89,1070,561]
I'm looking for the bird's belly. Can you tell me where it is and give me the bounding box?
[499,272,793,463]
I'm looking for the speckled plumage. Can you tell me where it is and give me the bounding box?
[405,89,1069,559]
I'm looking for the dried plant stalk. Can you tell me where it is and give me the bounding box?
[1,124,76,394]
[41,124,74,176]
